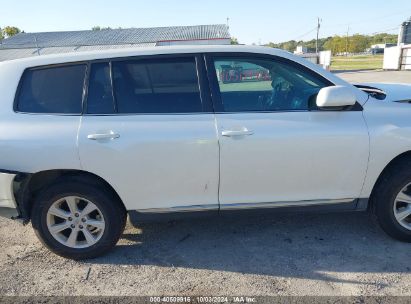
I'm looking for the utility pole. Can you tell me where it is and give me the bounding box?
[316,17,321,54]
[345,26,350,56]
[34,35,40,56]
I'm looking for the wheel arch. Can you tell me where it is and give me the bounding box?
[368,150,411,210]
[15,169,126,221]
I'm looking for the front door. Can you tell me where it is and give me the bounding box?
[78,55,219,211]
[206,54,369,208]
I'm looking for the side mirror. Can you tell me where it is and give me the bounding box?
[316,86,357,108]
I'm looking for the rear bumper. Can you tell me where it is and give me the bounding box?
[0,173,19,219]
[0,206,19,218]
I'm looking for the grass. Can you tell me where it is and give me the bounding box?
[219,80,272,92]
[331,54,383,71]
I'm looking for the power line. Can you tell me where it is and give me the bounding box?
[323,23,401,39]
[325,9,411,29]
[293,26,317,41]
[316,17,322,54]
[345,26,350,56]
[271,9,408,45]
[367,26,400,35]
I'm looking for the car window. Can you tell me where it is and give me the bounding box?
[112,57,203,114]
[87,62,115,114]
[213,57,329,112]
[16,64,86,114]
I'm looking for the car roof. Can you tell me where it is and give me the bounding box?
[0,45,293,68]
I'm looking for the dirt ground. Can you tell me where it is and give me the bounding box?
[1,70,411,297]
[1,211,411,296]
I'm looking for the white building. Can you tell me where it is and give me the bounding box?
[294,45,308,54]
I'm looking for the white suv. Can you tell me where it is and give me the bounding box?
[1,45,411,259]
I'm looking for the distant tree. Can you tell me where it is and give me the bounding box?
[266,40,298,52]
[92,26,112,31]
[267,33,397,55]
[0,27,3,40]
[349,34,368,53]
[2,26,21,38]
[323,36,347,54]
[230,37,239,45]
[371,33,397,44]
[323,37,336,53]
[282,40,298,52]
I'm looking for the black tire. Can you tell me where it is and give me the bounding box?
[372,158,411,242]
[31,179,127,259]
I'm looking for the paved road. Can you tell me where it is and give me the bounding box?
[1,211,411,296]
[336,70,411,84]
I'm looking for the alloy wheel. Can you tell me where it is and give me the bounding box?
[46,196,105,249]
[393,183,411,231]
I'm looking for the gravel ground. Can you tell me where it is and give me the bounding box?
[1,211,411,296]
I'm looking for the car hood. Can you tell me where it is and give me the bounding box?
[356,82,411,103]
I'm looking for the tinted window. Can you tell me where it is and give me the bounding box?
[87,63,115,114]
[17,64,86,114]
[213,57,329,112]
[112,58,202,113]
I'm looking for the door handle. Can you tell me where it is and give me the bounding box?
[221,129,254,137]
[87,132,120,140]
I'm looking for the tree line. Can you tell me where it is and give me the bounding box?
[1,26,398,56]
[265,33,398,54]
[0,26,21,40]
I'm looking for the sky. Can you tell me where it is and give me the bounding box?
[1,0,411,45]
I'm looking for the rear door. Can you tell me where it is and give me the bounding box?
[206,53,369,208]
[4,64,86,173]
[78,54,219,211]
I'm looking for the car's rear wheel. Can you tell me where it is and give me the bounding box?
[31,180,127,259]
[373,159,411,242]
[392,183,411,231]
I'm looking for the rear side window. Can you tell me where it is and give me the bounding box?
[16,64,86,114]
[112,58,203,113]
[87,63,115,114]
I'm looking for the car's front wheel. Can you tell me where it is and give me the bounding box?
[373,159,411,242]
[31,179,127,259]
